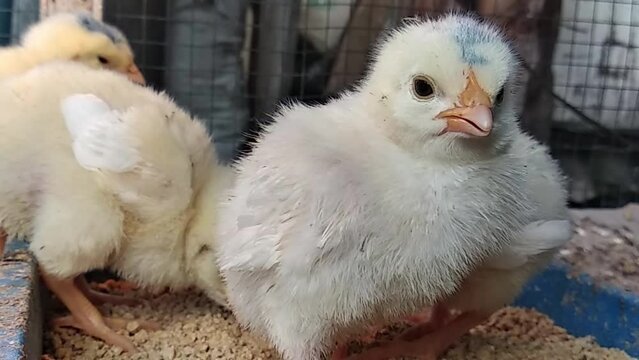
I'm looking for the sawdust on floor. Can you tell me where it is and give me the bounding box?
[559,204,639,293]
[43,286,632,360]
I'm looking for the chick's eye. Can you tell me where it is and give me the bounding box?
[412,76,435,100]
[97,56,109,64]
[495,88,505,105]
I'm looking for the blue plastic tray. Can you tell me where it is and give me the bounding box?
[515,264,639,358]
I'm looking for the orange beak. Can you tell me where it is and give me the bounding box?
[436,70,493,137]
[125,64,146,85]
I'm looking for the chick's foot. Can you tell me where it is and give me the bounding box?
[52,314,160,332]
[348,311,486,360]
[404,307,438,327]
[331,344,350,359]
[75,275,141,306]
[400,304,452,341]
[41,271,141,352]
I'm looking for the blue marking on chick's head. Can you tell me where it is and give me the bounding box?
[452,19,492,66]
[76,13,126,44]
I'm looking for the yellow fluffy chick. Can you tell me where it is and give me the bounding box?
[0,61,228,352]
[0,12,144,84]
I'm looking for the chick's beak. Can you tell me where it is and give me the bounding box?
[436,70,493,137]
[125,64,146,85]
[436,105,492,137]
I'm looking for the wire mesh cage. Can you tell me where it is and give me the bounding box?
[5,0,639,208]
[0,0,38,45]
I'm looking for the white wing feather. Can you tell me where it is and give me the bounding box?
[486,219,574,270]
[61,94,139,173]
[219,169,307,273]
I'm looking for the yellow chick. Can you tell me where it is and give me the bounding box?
[0,11,144,84]
[0,62,228,352]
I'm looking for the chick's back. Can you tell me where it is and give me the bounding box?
[0,61,212,278]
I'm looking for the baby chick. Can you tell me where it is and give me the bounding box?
[0,12,144,84]
[217,14,568,360]
[0,62,226,352]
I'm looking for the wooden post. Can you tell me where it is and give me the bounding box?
[325,0,389,94]
[253,0,300,116]
[40,0,103,20]
[325,0,461,94]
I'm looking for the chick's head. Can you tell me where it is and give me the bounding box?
[363,15,518,158]
[21,12,145,84]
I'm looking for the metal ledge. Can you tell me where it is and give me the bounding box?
[0,241,42,360]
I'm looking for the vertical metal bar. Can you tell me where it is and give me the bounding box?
[254,0,300,116]
[325,0,398,94]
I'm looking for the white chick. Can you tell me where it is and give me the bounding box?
[0,12,144,84]
[217,14,568,360]
[0,62,226,352]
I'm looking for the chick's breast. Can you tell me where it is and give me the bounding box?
[443,134,571,314]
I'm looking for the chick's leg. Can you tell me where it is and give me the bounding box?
[331,344,350,360]
[52,314,160,333]
[404,306,440,327]
[41,271,138,352]
[348,311,486,360]
[333,305,452,359]
[361,306,447,344]
[400,303,452,341]
[74,275,140,306]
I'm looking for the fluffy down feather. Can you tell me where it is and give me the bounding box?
[62,94,139,173]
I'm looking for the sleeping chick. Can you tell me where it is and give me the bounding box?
[0,12,144,84]
[0,62,226,352]
[216,14,569,360]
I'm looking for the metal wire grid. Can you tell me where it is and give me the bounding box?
[1,0,637,207]
[549,0,639,207]
[0,0,38,45]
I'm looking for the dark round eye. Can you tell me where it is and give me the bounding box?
[412,76,435,99]
[495,88,505,105]
[97,56,109,64]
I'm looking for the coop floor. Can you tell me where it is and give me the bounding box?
[43,284,631,360]
[41,205,639,360]
[559,204,639,293]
